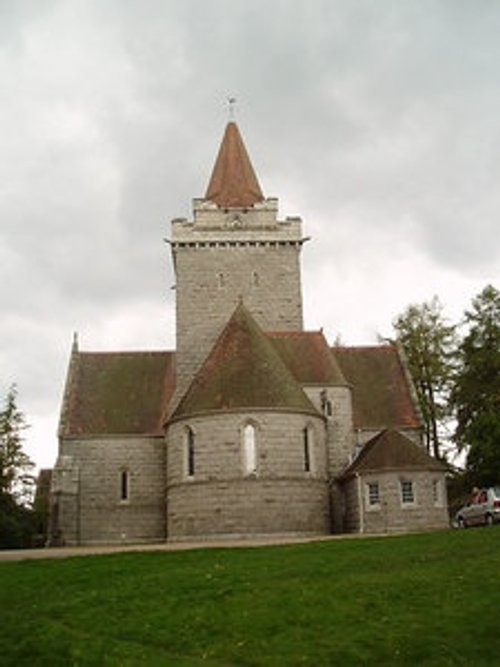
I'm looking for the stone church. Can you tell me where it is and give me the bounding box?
[49,121,448,545]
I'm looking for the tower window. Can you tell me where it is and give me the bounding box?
[186,427,195,478]
[218,272,225,288]
[120,470,129,502]
[252,271,259,287]
[243,423,257,476]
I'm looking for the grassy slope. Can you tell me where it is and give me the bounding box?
[1,529,499,666]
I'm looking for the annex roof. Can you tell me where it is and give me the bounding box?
[333,345,420,430]
[205,121,264,208]
[60,351,175,436]
[269,330,347,386]
[172,303,318,419]
[340,429,446,478]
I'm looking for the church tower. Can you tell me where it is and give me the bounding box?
[170,122,306,402]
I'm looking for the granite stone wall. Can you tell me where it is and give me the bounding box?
[166,410,329,538]
[171,204,304,407]
[51,436,166,545]
[342,470,449,535]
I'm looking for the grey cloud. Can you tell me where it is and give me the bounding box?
[1,0,499,468]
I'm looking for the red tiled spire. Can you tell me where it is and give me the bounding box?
[205,122,264,208]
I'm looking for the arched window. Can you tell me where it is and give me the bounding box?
[303,425,314,473]
[320,389,333,417]
[185,427,195,478]
[243,423,257,475]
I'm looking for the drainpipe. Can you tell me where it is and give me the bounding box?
[356,473,364,534]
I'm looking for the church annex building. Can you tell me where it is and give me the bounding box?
[49,121,449,545]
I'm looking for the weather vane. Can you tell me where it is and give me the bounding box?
[227,96,237,120]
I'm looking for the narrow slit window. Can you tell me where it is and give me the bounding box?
[243,424,257,475]
[252,271,259,287]
[120,470,129,502]
[303,427,311,472]
[303,425,314,473]
[320,390,333,417]
[186,427,195,477]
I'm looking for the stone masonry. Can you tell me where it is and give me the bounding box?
[50,120,449,546]
[171,199,304,407]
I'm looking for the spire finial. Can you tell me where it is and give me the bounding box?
[227,96,237,120]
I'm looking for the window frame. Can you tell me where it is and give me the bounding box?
[119,469,130,504]
[242,422,257,477]
[303,424,315,474]
[400,480,415,506]
[366,481,380,509]
[185,426,195,479]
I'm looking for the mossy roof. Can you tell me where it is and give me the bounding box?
[333,345,420,430]
[269,331,347,386]
[172,304,318,419]
[62,351,175,436]
[340,429,446,478]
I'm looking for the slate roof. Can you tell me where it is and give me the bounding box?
[269,331,347,386]
[61,351,175,436]
[172,304,318,420]
[333,345,420,430]
[205,121,265,208]
[340,429,446,479]
[59,334,420,437]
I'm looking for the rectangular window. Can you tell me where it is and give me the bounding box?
[401,480,415,504]
[367,482,380,506]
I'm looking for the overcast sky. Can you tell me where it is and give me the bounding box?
[1,0,499,471]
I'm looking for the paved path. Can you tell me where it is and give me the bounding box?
[0,533,356,562]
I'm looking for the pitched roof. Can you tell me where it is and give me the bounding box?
[340,429,446,478]
[333,345,420,430]
[268,331,347,386]
[205,122,264,208]
[61,351,175,436]
[172,304,318,419]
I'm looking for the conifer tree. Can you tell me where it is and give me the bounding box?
[0,385,34,502]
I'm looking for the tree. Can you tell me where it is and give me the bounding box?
[0,385,34,501]
[0,385,36,548]
[393,297,456,459]
[452,285,500,485]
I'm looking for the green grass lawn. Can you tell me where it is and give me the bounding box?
[1,528,499,666]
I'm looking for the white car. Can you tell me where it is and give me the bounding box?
[455,487,500,528]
